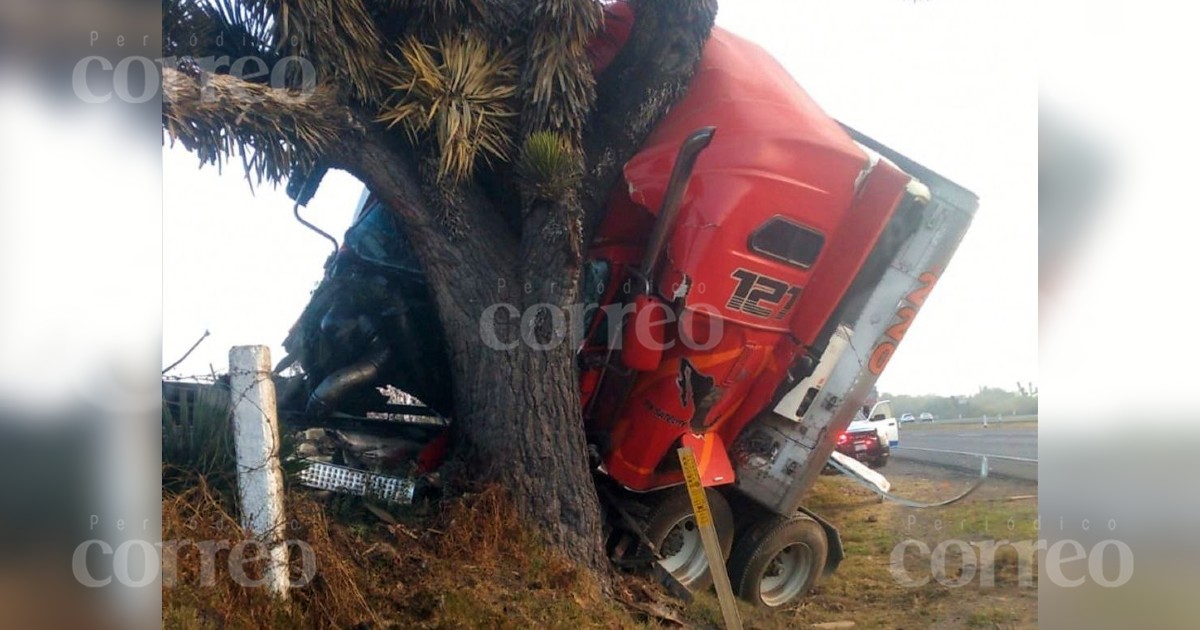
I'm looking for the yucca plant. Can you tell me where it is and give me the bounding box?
[516,130,582,202]
[162,0,720,580]
[378,34,519,183]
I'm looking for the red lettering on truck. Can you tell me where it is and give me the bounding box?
[868,272,939,375]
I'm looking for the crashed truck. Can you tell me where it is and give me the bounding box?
[265,22,978,609]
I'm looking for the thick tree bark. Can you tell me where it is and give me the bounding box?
[339,135,609,576]
[452,324,607,571]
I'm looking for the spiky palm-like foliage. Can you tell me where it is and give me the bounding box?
[163,0,278,62]
[391,0,522,37]
[518,0,602,140]
[162,66,352,184]
[377,34,519,183]
[270,0,386,103]
[516,131,582,202]
[161,0,604,193]
[163,0,387,186]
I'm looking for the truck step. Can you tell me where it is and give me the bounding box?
[296,460,415,504]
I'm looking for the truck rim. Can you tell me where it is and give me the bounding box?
[658,516,707,585]
[760,542,814,607]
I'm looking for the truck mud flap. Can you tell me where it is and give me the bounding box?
[796,506,845,577]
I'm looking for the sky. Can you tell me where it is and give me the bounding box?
[162,0,1038,397]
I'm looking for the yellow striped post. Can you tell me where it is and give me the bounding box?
[678,447,742,630]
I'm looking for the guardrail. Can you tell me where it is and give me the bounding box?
[893,445,1037,464]
[903,414,1037,426]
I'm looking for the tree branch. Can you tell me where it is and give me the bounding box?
[333,131,520,295]
[161,66,361,184]
[162,63,517,293]
[516,0,602,141]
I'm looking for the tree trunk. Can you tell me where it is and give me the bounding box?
[428,231,608,577]
[328,0,723,573]
[452,325,608,572]
[343,139,609,577]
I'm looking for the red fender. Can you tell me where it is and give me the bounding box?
[680,432,735,487]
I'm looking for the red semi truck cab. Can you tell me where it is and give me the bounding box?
[579,26,922,494]
[569,17,978,605]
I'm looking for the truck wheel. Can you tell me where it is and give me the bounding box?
[871,455,888,469]
[643,487,735,590]
[728,514,828,608]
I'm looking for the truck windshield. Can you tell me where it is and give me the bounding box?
[344,202,424,274]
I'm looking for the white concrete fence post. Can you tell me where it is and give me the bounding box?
[229,345,290,599]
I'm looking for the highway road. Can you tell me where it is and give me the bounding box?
[890,422,1038,481]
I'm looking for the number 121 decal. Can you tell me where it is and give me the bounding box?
[726,269,801,320]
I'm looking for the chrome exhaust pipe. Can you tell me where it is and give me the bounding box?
[638,126,716,279]
[305,341,393,419]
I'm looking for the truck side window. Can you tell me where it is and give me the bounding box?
[749,217,824,269]
[581,260,611,339]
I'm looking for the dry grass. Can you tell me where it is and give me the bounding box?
[163,472,1038,628]
[162,406,1037,629]
[763,474,1040,629]
[163,482,666,629]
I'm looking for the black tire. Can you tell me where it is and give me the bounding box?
[871,442,891,469]
[643,486,735,591]
[728,514,828,608]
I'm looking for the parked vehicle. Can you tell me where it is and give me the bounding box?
[274,10,979,610]
[848,400,901,446]
[835,422,890,469]
[919,412,936,422]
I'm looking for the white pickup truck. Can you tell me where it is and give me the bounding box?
[775,327,901,450]
[848,399,900,448]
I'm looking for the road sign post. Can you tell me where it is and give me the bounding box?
[677,447,742,630]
